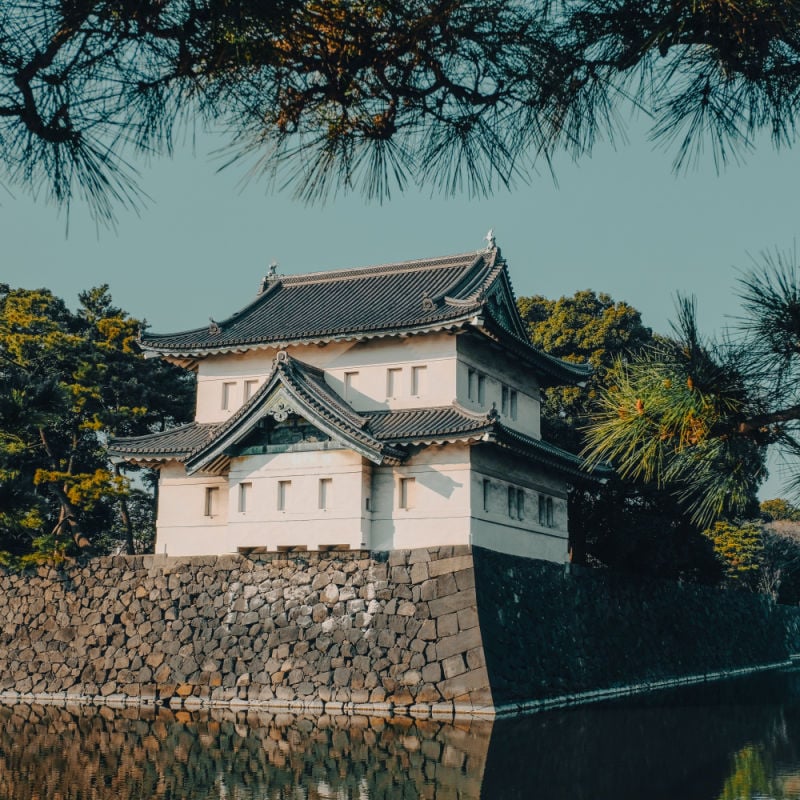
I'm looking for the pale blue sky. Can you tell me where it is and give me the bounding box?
[1,123,797,496]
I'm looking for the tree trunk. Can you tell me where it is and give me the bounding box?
[39,427,91,550]
[115,463,135,555]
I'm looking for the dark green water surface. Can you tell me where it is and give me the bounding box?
[4,670,800,799]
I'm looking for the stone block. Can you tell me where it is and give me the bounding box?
[441,654,466,680]
[388,551,408,567]
[437,666,490,701]
[421,662,442,683]
[391,566,410,584]
[428,592,475,619]
[437,613,458,638]
[428,555,474,578]
[466,647,485,670]
[453,568,476,591]
[409,562,429,584]
[333,666,352,687]
[401,670,422,686]
[457,607,479,631]
[397,601,416,617]
[436,626,483,661]
[435,573,457,596]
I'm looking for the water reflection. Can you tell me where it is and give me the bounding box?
[0,704,490,800]
[4,671,800,799]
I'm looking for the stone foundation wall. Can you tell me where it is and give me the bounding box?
[1,546,799,716]
[473,548,800,712]
[0,547,489,716]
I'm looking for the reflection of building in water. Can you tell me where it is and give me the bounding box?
[110,238,595,560]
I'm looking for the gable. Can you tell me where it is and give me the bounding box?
[484,268,529,341]
[184,356,403,474]
[228,406,333,457]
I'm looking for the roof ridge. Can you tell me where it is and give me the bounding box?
[110,421,210,445]
[278,251,483,286]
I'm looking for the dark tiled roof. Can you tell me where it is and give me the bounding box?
[490,425,611,482]
[108,423,217,460]
[479,308,592,386]
[367,407,492,442]
[141,251,494,354]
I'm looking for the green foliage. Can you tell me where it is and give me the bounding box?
[569,478,723,583]
[519,290,724,577]
[718,746,778,800]
[583,293,769,526]
[519,290,653,452]
[760,498,800,522]
[702,521,764,588]
[0,284,193,560]
[3,0,800,220]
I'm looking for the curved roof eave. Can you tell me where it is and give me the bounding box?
[139,315,479,359]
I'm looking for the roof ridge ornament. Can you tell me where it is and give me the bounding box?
[486,402,500,422]
[421,291,435,312]
[258,261,281,294]
[208,317,221,335]
[484,228,496,251]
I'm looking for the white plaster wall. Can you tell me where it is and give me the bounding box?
[195,351,273,424]
[155,462,230,556]
[227,447,370,551]
[471,518,569,562]
[155,450,374,555]
[193,334,460,423]
[370,443,472,551]
[469,444,569,563]
[456,333,541,438]
[155,440,570,560]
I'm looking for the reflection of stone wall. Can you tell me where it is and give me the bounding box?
[2,547,800,716]
[0,547,491,714]
[0,704,491,800]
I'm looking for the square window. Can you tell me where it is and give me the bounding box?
[482,479,491,512]
[238,482,251,513]
[204,487,219,517]
[468,369,477,400]
[508,486,516,518]
[516,488,525,520]
[399,477,415,510]
[221,382,236,411]
[501,386,509,415]
[319,478,332,510]
[277,480,291,511]
[538,494,547,526]
[244,379,259,402]
[510,391,518,420]
[546,497,554,527]
[477,374,486,404]
[411,365,426,396]
[386,368,402,398]
[344,371,359,402]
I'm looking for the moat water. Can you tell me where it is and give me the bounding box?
[4,670,800,799]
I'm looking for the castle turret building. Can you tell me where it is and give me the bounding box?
[110,240,597,559]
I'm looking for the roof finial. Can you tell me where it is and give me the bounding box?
[258,260,281,294]
[208,317,221,335]
[484,228,496,251]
